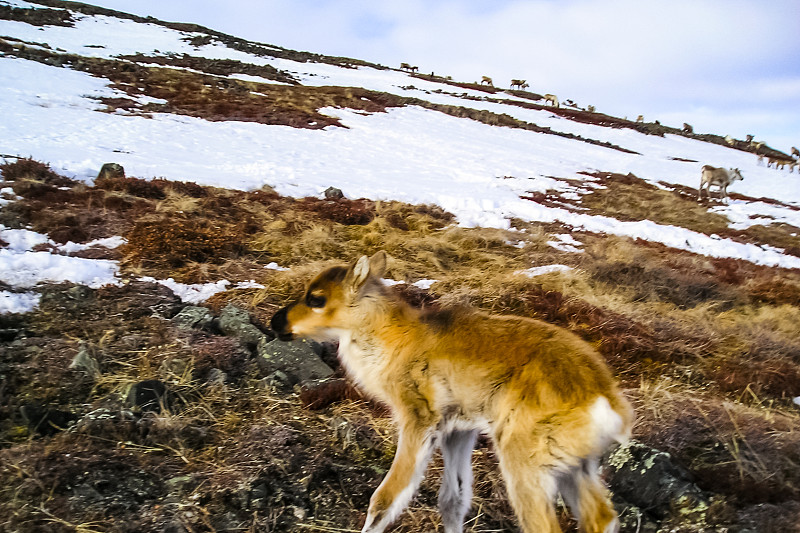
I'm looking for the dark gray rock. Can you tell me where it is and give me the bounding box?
[256,337,333,386]
[218,304,267,348]
[20,402,78,436]
[127,379,171,413]
[69,341,101,378]
[97,162,125,180]
[604,440,711,525]
[171,305,214,330]
[324,186,344,200]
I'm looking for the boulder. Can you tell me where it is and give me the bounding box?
[324,186,344,200]
[97,162,125,180]
[604,440,711,524]
[218,303,268,348]
[171,305,214,330]
[256,337,333,386]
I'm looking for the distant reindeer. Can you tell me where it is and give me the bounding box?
[587,105,596,113]
[480,76,493,86]
[400,63,418,72]
[543,93,559,107]
[636,115,644,123]
[682,123,693,134]
[745,134,754,143]
[724,135,735,146]
[271,251,634,533]
[510,79,528,90]
[698,165,743,201]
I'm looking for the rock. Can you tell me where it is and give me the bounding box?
[218,303,268,348]
[256,337,333,386]
[20,402,78,436]
[260,370,292,391]
[97,162,125,180]
[69,341,101,378]
[171,305,214,330]
[324,186,344,200]
[66,284,93,301]
[127,379,171,413]
[604,440,711,524]
[206,367,227,386]
[614,499,659,533]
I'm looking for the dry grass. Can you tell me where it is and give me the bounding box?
[3,160,800,530]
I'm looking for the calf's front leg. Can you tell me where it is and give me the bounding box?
[362,422,435,532]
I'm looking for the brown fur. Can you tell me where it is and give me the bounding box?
[271,252,633,533]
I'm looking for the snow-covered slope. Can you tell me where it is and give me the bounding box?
[2,0,800,314]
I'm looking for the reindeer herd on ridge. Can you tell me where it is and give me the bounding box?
[397,63,798,204]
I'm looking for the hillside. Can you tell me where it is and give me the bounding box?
[2,1,800,532]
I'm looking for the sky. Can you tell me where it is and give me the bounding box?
[86,0,800,154]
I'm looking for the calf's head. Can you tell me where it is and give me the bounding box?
[730,168,744,181]
[270,251,387,342]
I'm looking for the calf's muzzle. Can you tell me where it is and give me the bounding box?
[270,306,295,341]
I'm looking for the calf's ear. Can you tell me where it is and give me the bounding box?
[350,251,388,288]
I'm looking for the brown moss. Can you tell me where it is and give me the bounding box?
[122,217,245,268]
[747,276,800,306]
[633,386,800,509]
[296,197,376,225]
[0,157,75,187]
[589,261,739,309]
[95,175,167,199]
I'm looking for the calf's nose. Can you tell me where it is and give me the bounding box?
[270,307,294,341]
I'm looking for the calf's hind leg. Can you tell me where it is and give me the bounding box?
[439,429,479,533]
[495,433,562,533]
[558,458,619,533]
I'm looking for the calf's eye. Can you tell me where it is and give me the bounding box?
[306,294,326,308]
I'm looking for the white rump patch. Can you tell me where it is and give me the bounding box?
[589,396,624,441]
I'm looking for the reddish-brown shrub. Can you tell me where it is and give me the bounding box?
[0,158,74,186]
[95,175,166,199]
[122,217,243,267]
[748,277,800,306]
[297,197,375,225]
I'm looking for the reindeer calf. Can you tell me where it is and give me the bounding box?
[271,252,633,533]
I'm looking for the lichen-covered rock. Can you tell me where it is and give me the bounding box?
[171,306,214,330]
[218,303,269,348]
[604,440,712,527]
[69,341,101,378]
[256,337,333,386]
[324,186,344,200]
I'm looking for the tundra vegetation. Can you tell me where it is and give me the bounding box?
[1,157,800,532]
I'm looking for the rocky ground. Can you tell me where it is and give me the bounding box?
[1,279,745,533]
[2,158,800,532]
